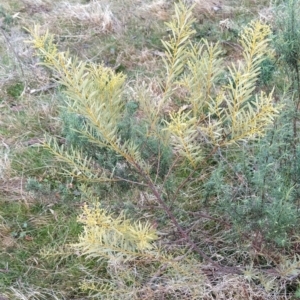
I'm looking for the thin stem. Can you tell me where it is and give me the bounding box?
[132,160,217,265]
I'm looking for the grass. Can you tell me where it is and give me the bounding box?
[1,0,300,299]
[0,191,83,298]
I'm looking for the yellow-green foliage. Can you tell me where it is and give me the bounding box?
[160,1,197,105]
[28,4,280,174]
[164,17,280,167]
[29,26,151,177]
[73,188,158,263]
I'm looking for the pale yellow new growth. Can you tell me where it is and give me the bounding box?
[74,202,158,262]
[167,110,203,168]
[220,21,280,144]
[185,39,224,117]
[158,1,196,116]
[165,14,280,168]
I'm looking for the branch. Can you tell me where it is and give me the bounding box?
[132,159,218,266]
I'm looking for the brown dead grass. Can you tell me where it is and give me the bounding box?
[19,0,53,14]
[57,1,122,34]
[0,218,17,249]
[192,0,222,16]
[0,177,33,203]
[141,0,171,21]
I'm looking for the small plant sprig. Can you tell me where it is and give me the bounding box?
[73,187,158,263]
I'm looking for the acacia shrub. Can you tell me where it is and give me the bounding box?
[27,2,283,298]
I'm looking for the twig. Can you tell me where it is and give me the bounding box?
[29,83,57,94]
[133,161,218,266]
[162,155,180,190]
[114,175,148,187]
[0,269,8,273]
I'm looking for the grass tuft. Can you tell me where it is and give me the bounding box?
[58,1,122,34]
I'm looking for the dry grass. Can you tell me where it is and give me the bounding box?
[0,217,17,249]
[0,142,10,180]
[9,285,65,300]
[57,1,122,34]
[141,0,171,21]
[192,0,222,17]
